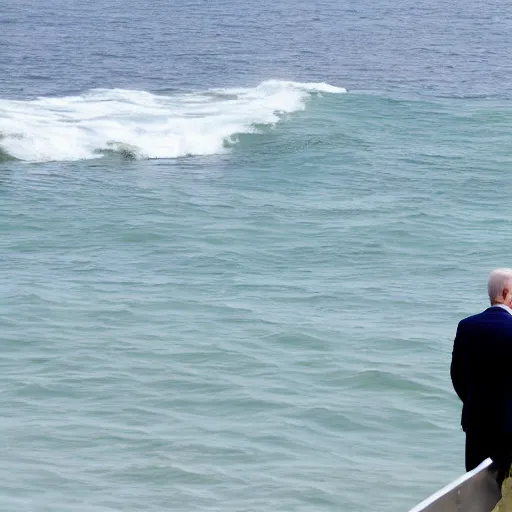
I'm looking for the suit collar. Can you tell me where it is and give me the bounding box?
[488,304,512,315]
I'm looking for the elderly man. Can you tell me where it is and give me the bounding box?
[451,268,512,473]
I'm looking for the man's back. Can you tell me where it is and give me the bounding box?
[452,269,512,472]
[451,306,512,433]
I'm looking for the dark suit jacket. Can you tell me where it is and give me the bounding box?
[451,306,512,433]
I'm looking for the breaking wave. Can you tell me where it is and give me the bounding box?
[0,80,345,162]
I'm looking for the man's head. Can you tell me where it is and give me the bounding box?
[488,268,512,306]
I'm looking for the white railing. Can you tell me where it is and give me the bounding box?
[409,459,501,512]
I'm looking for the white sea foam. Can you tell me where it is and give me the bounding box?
[0,81,345,162]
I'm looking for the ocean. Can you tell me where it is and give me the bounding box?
[2,0,512,510]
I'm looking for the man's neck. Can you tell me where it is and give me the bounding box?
[493,303,512,315]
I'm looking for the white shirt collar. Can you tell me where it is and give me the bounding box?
[494,304,512,315]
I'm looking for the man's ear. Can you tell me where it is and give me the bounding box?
[504,288,510,300]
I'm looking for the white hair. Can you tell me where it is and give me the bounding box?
[488,268,512,304]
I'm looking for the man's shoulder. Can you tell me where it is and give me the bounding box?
[459,307,512,329]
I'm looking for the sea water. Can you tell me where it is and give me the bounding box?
[2,0,512,510]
